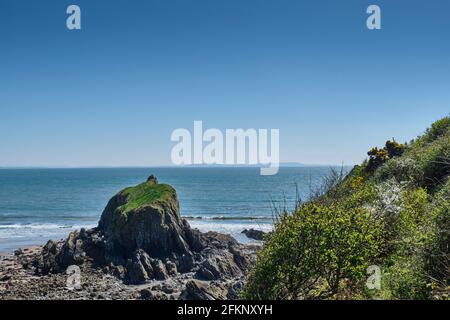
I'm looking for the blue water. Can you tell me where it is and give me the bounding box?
[0,167,336,252]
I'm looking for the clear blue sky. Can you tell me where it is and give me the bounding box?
[1,0,449,167]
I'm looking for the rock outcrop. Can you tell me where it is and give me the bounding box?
[241,228,269,241]
[28,176,259,299]
[97,177,197,272]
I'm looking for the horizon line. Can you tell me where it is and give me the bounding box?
[0,163,355,170]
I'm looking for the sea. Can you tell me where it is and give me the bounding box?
[0,167,339,253]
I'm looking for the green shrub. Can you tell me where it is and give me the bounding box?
[399,187,430,236]
[375,157,423,184]
[419,137,450,187]
[245,116,450,300]
[243,204,382,299]
[436,177,450,197]
[422,116,450,144]
[374,187,432,299]
[382,255,430,300]
[422,182,450,299]
[367,140,406,172]
[367,147,389,171]
[385,140,406,158]
[380,184,450,300]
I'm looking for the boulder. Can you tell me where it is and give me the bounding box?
[140,288,155,300]
[111,265,126,279]
[229,244,257,272]
[241,228,267,241]
[42,228,107,271]
[147,175,158,184]
[179,280,217,300]
[179,280,230,300]
[151,259,169,280]
[137,249,153,276]
[98,178,193,261]
[125,257,148,284]
[33,240,60,274]
[227,280,245,299]
[195,250,242,280]
[165,260,177,276]
[124,249,158,284]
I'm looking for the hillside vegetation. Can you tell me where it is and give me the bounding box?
[244,116,450,300]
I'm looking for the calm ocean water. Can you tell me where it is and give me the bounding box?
[0,167,337,252]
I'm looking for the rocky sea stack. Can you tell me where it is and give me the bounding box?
[98,175,196,271]
[10,176,259,300]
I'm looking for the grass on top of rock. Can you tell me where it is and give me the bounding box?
[117,181,176,214]
[243,115,450,300]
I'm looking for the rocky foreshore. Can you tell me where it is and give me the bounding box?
[0,176,261,300]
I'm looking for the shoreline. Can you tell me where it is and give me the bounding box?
[0,166,318,254]
[0,229,262,300]
[0,176,267,300]
[0,244,44,259]
[0,219,271,256]
[0,228,268,258]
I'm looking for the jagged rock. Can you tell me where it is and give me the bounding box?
[34,240,59,274]
[183,223,206,251]
[163,286,174,294]
[229,244,257,272]
[125,249,162,284]
[18,255,30,269]
[165,260,177,276]
[80,229,107,264]
[125,260,147,284]
[140,288,154,300]
[112,265,126,279]
[201,231,238,249]
[125,258,148,284]
[147,175,158,184]
[195,265,216,280]
[227,280,245,299]
[179,280,230,300]
[179,280,217,300]
[44,240,57,255]
[137,250,153,276]
[98,179,193,261]
[193,232,255,281]
[57,230,86,267]
[154,292,169,300]
[176,253,195,273]
[27,176,259,299]
[195,250,242,280]
[151,259,168,280]
[241,228,267,241]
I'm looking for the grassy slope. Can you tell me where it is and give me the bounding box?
[244,116,450,300]
[117,181,176,214]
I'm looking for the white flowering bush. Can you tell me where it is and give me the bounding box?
[375,157,423,184]
[368,178,405,221]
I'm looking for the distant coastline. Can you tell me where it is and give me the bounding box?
[0,162,354,169]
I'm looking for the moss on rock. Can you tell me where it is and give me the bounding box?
[98,176,193,263]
